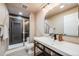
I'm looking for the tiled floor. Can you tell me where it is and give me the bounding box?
[5,46,33,56]
[6,49,29,56]
[4,42,59,56]
[8,43,23,49]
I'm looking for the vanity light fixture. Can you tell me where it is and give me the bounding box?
[60,5,64,8]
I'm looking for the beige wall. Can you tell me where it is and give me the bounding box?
[47,7,78,34]
[35,10,46,36]
[0,4,9,55]
[64,36,79,44]
[29,13,36,41]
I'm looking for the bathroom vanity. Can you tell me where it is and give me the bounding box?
[34,37,79,56]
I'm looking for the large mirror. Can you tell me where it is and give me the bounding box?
[45,3,79,37]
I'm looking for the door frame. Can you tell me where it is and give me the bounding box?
[9,16,23,45]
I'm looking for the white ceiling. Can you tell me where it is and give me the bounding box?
[6,3,48,17]
[6,3,78,18]
[22,3,48,12]
[46,3,78,19]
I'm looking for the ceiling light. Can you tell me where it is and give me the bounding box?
[19,12,23,15]
[60,5,64,8]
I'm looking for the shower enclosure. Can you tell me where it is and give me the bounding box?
[9,16,29,49]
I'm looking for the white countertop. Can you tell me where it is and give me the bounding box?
[34,36,79,56]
